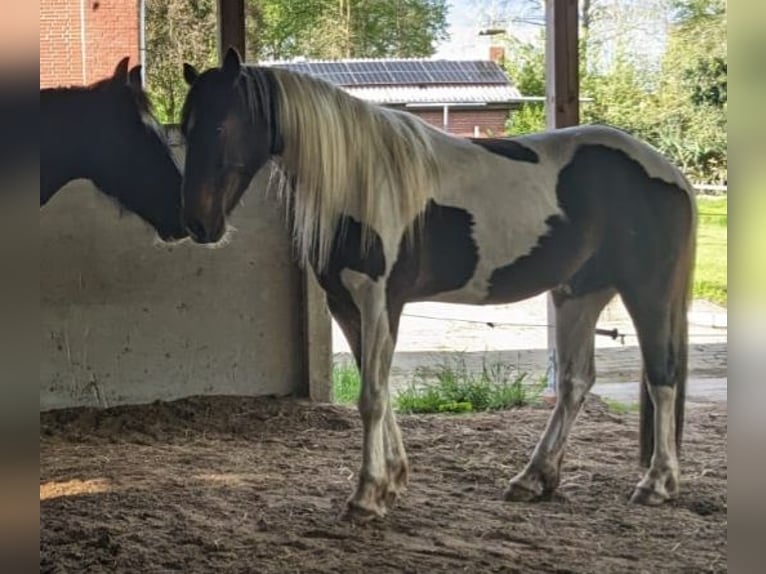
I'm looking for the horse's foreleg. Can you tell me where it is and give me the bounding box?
[383,400,409,506]
[506,288,615,502]
[339,270,398,522]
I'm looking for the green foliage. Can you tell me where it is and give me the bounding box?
[252,0,448,60]
[395,356,545,414]
[604,399,639,415]
[331,356,544,414]
[502,0,727,184]
[503,34,546,136]
[651,0,727,183]
[145,0,218,123]
[332,361,360,404]
[506,103,545,136]
[146,0,448,122]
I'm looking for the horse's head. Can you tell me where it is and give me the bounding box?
[89,58,187,241]
[180,48,276,244]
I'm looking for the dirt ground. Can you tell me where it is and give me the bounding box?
[40,395,727,573]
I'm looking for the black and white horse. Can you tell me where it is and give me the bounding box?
[180,48,696,522]
[41,57,187,241]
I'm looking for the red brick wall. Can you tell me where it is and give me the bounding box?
[40,0,140,88]
[411,109,509,138]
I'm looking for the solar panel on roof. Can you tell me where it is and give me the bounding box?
[272,59,510,87]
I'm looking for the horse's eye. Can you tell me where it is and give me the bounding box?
[216,125,225,135]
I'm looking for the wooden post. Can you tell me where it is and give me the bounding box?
[217,0,246,60]
[546,0,580,128]
[215,0,333,401]
[544,0,579,395]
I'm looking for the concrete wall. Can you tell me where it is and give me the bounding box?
[40,136,331,410]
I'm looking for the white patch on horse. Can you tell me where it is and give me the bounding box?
[416,131,564,303]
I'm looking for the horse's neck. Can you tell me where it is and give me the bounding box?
[40,90,97,204]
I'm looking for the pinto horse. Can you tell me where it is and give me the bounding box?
[180,48,696,522]
[41,57,187,241]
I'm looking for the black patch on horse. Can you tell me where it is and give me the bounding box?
[313,215,387,363]
[471,138,540,164]
[486,144,691,303]
[322,216,386,282]
[386,201,479,328]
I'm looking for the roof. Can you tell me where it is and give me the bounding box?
[264,58,522,106]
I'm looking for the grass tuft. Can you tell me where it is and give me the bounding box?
[395,355,545,414]
[332,355,542,414]
[332,361,360,405]
[604,398,640,415]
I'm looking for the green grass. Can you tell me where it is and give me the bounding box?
[394,356,545,414]
[694,195,727,306]
[332,361,361,405]
[604,399,640,415]
[331,355,543,413]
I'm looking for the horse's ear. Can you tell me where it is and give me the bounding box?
[113,57,130,84]
[183,63,199,86]
[128,65,143,90]
[222,47,242,81]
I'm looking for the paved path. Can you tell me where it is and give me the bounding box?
[332,294,727,404]
[591,377,727,405]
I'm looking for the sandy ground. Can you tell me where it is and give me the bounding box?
[41,395,727,573]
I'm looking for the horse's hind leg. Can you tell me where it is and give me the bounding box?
[506,287,615,501]
[621,288,685,505]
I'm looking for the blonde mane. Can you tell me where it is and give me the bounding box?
[267,68,440,271]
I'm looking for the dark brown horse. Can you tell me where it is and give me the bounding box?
[41,58,186,241]
[179,48,696,523]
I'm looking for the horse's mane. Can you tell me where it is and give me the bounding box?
[250,67,440,271]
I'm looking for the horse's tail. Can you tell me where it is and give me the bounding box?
[639,180,697,467]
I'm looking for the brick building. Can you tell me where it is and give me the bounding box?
[40,0,141,88]
[269,54,521,138]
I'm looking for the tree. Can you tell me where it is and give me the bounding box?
[501,0,726,183]
[651,0,727,182]
[502,33,545,135]
[145,0,218,123]
[251,0,449,60]
[145,0,450,122]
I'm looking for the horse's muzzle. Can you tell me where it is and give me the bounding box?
[184,216,225,244]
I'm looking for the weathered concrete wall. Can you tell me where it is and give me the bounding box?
[40,137,328,411]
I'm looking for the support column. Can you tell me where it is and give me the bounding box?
[545,0,579,395]
[217,0,246,60]
[216,0,333,401]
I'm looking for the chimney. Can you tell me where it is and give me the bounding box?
[489,46,505,67]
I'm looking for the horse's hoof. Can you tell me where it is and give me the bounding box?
[630,486,671,506]
[384,461,408,508]
[341,499,386,524]
[504,478,544,502]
